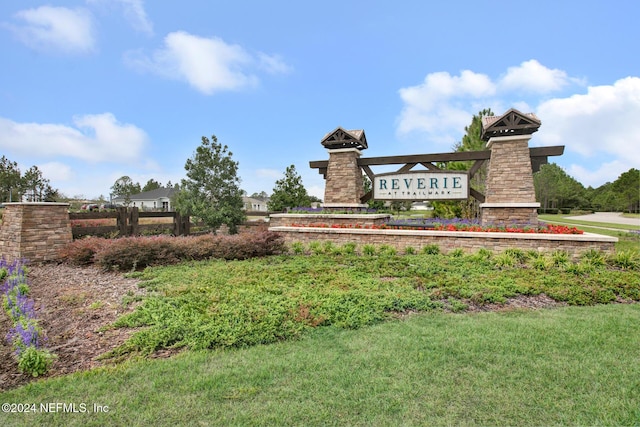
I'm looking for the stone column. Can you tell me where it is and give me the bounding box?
[0,203,72,262]
[323,148,367,209]
[480,135,540,226]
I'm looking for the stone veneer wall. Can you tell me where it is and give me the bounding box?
[323,149,364,205]
[268,227,617,259]
[481,206,538,226]
[481,135,539,226]
[0,203,72,262]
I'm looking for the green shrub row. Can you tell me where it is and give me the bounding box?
[60,231,286,271]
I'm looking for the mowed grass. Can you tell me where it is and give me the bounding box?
[1,245,639,426]
[1,304,639,426]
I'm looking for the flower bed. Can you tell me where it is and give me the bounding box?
[289,218,584,235]
[1,258,56,377]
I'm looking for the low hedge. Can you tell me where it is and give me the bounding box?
[60,231,285,271]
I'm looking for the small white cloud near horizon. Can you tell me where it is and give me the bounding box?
[255,168,283,180]
[0,113,148,163]
[4,6,96,54]
[36,162,74,182]
[124,31,291,94]
[565,159,635,189]
[498,59,574,94]
[87,0,153,35]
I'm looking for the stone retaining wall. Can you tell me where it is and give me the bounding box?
[269,226,617,259]
[0,203,72,262]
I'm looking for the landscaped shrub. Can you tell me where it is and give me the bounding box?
[1,259,56,377]
[59,237,109,266]
[421,244,440,255]
[61,231,286,271]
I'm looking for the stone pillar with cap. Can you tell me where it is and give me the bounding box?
[320,127,368,210]
[480,109,542,226]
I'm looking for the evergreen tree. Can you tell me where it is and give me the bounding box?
[174,135,245,234]
[433,108,493,219]
[268,165,311,211]
[111,176,141,206]
[533,163,586,210]
[0,156,22,202]
[21,166,54,202]
[612,168,640,212]
[142,179,162,192]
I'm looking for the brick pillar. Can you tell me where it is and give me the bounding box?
[480,135,540,226]
[0,203,72,262]
[323,148,366,209]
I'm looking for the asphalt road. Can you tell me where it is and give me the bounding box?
[564,212,640,227]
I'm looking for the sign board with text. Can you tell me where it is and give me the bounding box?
[373,171,469,201]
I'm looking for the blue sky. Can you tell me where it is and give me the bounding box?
[1,0,639,200]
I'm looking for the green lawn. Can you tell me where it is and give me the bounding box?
[539,213,640,253]
[1,304,639,426]
[2,246,640,426]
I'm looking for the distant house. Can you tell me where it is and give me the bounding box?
[243,196,269,212]
[113,187,177,211]
[113,190,268,212]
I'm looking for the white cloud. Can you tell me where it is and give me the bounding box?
[396,60,585,145]
[257,53,293,75]
[498,59,572,93]
[37,162,74,182]
[396,70,495,142]
[256,168,283,180]
[4,6,95,54]
[87,0,153,35]
[125,31,291,94]
[0,113,148,163]
[566,160,631,188]
[536,77,640,166]
[395,62,637,187]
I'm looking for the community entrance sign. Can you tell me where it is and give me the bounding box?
[373,171,469,201]
[310,108,564,225]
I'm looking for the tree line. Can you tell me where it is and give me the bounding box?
[0,156,59,203]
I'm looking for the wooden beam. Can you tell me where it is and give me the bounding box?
[469,188,485,203]
[468,160,486,179]
[397,163,417,173]
[421,162,440,170]
[361,165,375,182]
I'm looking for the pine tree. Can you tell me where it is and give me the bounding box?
[174,135,245,233]
[268,165,311,211]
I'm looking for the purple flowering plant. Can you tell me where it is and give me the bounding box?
[1,258,55,376]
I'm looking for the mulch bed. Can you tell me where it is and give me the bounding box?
[0,264,145,391]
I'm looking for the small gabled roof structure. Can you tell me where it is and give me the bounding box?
[320,127,368,150]
[481,108,541,141]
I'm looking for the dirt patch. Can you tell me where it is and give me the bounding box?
[0,263,146,391]
[462,294,567,313]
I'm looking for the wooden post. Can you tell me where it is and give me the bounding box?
[116,207,128,236]
[129,207,139,235]
[182,215,190,236]
[173,212,181,236]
